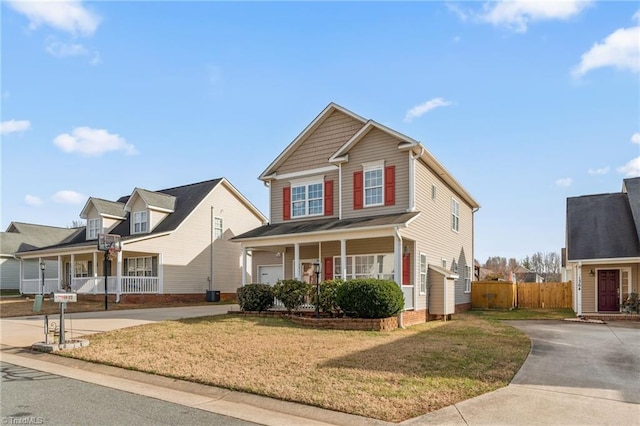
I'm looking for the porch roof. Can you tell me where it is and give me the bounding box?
[232,212,420,241]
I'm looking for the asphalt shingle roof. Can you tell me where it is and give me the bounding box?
[133,188,177,212]
[1,223,79,255]
[90,198,126,218]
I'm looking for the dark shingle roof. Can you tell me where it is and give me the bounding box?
[91,198,127,218]
[16,179,223,254]
[233,212,420,241]
[131,188,177,212]
[623,177,640,242]
[1,223,79,255]
[566,191,640,260]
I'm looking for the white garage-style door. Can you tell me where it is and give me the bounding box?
[258,265,283,285]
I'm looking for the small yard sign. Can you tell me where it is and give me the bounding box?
[53,293,77,303]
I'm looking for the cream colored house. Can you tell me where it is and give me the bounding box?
[565,177,640,317]
[233,103,480,324]
[16,178,267,300]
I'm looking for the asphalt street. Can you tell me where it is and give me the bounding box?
[1,362,259,426]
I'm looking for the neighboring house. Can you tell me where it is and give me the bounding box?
[16,178,267,300]
[1,223,78,290]
[233,103,480,324]
[512,265,544,283]
[565,177,640,316]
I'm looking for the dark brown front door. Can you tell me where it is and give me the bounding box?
[598,270,619,312]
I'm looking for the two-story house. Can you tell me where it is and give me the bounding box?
[233,103,480,325]
[16,178,267,301]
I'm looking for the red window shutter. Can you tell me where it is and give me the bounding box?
[385,165,395,206]
[282,186,291,220]
[353,171,363,210]
[324,257,333,281]
[402,253,410,285]
[324,180,333,216]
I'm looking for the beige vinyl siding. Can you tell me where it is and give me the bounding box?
[0,258,20,289]
[580,263,639,313]
[277,110,363,175]
[427,269,445,314]
[125,183,265,294]
[341,128,409,219]
[103,217,121,233]
[270,170,339,224]
[149,210,169,230]
[403,159,474,310]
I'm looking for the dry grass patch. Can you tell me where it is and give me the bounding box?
[63,314,529,422]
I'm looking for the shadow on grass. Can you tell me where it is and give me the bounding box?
[176,313,309,330]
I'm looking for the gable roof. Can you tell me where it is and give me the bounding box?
[124,188,177,213]
[1,223,79,255]
[80,197,126,219]
[258,103,366,180]
[566,187,640,261]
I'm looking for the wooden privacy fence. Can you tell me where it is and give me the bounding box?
[472,281,572,309]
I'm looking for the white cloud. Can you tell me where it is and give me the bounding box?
[587,166,610,176]
[555,177,573,187]
[7,0,100,37]
[52,190,85,204]
[572,17,640,77]
[479,0,591,32]
[404,98,452,123]
[0,120,31,135]
[45,37,100,64]
[24,195,43,207]
[617,157,640,177]
[631,132,640,144]
[53,127,137,156]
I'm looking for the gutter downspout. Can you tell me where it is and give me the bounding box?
[338,163,343,219]
[394,226,405,329]
[210,206,215,292]
[408,148,424,212]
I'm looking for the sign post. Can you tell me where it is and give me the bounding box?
[98,234,121,311]
[53,292,77,345]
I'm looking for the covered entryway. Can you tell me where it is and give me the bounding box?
[598,269,619,312]
[258,265,283,285]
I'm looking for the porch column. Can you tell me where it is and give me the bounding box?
[158,253,164,294]
[241,247,247,287]
[70,254,76,292]
[318,242,322,284]
[340,239,347,280]
[19,258,23,294]
[92,252,98,294]
[294,243,301,280]
[116,251,123,297]
[57,255,62,291]
[394,230,402,285]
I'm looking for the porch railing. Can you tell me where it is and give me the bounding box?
[21,278,59,295]
[121,277,158,294]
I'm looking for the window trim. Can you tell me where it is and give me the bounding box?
[125,256,156,276]
[363,161,385,208]
[442,258,447,269]
[132,211,149,234]
[333,253,394,281]
[290,177,324,218]
[451,198,460,232]
[419,253,427,295]
[214,217,223,240]
[87,218,101,240]
[465,265,472,293]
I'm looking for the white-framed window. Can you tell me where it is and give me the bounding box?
[87,218,101,240]
[334,253,394,280]
[125,256,155,276]
[214,217,223,239]
[453,260,458,274]
[291,181,323,218]
[75,261,93,277]
[132,211,148,234]
[364,164,384,207]
[442,258,447,269]
[451,199,460,232]
[465,265,472,293]
[420,253,427,295]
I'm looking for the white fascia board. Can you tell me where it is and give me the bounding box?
[123,189,141,212]
[236,226,399,247]
[123,232,172,245]
[17,246,99,258]
[147,205,175,214]
[100,213,127,220]
[79,197,94,219]
[259,103,366,180]
[271,165,338,181]
[567,257,640,265]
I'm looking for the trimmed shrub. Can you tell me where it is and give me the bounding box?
[336,279,404,319]
[272,279,310,313]
[311,279,344,316]
[236,283,274,312]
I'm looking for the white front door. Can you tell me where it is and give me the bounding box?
[258,265,283,285]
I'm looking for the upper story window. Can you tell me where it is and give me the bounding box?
[451,199,460,232]
[364,164,384,207]
[87,218,101,240]
[214,217,223,239]
[291,181,323,218]
[132,211,148,234]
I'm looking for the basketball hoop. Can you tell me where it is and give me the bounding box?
[107,245,119,261]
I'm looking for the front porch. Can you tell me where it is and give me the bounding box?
[19,249,163,297]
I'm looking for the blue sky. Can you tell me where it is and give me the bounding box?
[1,0,639,263]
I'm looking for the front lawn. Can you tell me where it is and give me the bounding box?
[468,308,574,321]
[63,313,530,422]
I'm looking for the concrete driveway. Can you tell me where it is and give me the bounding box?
[405,320,640,425]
